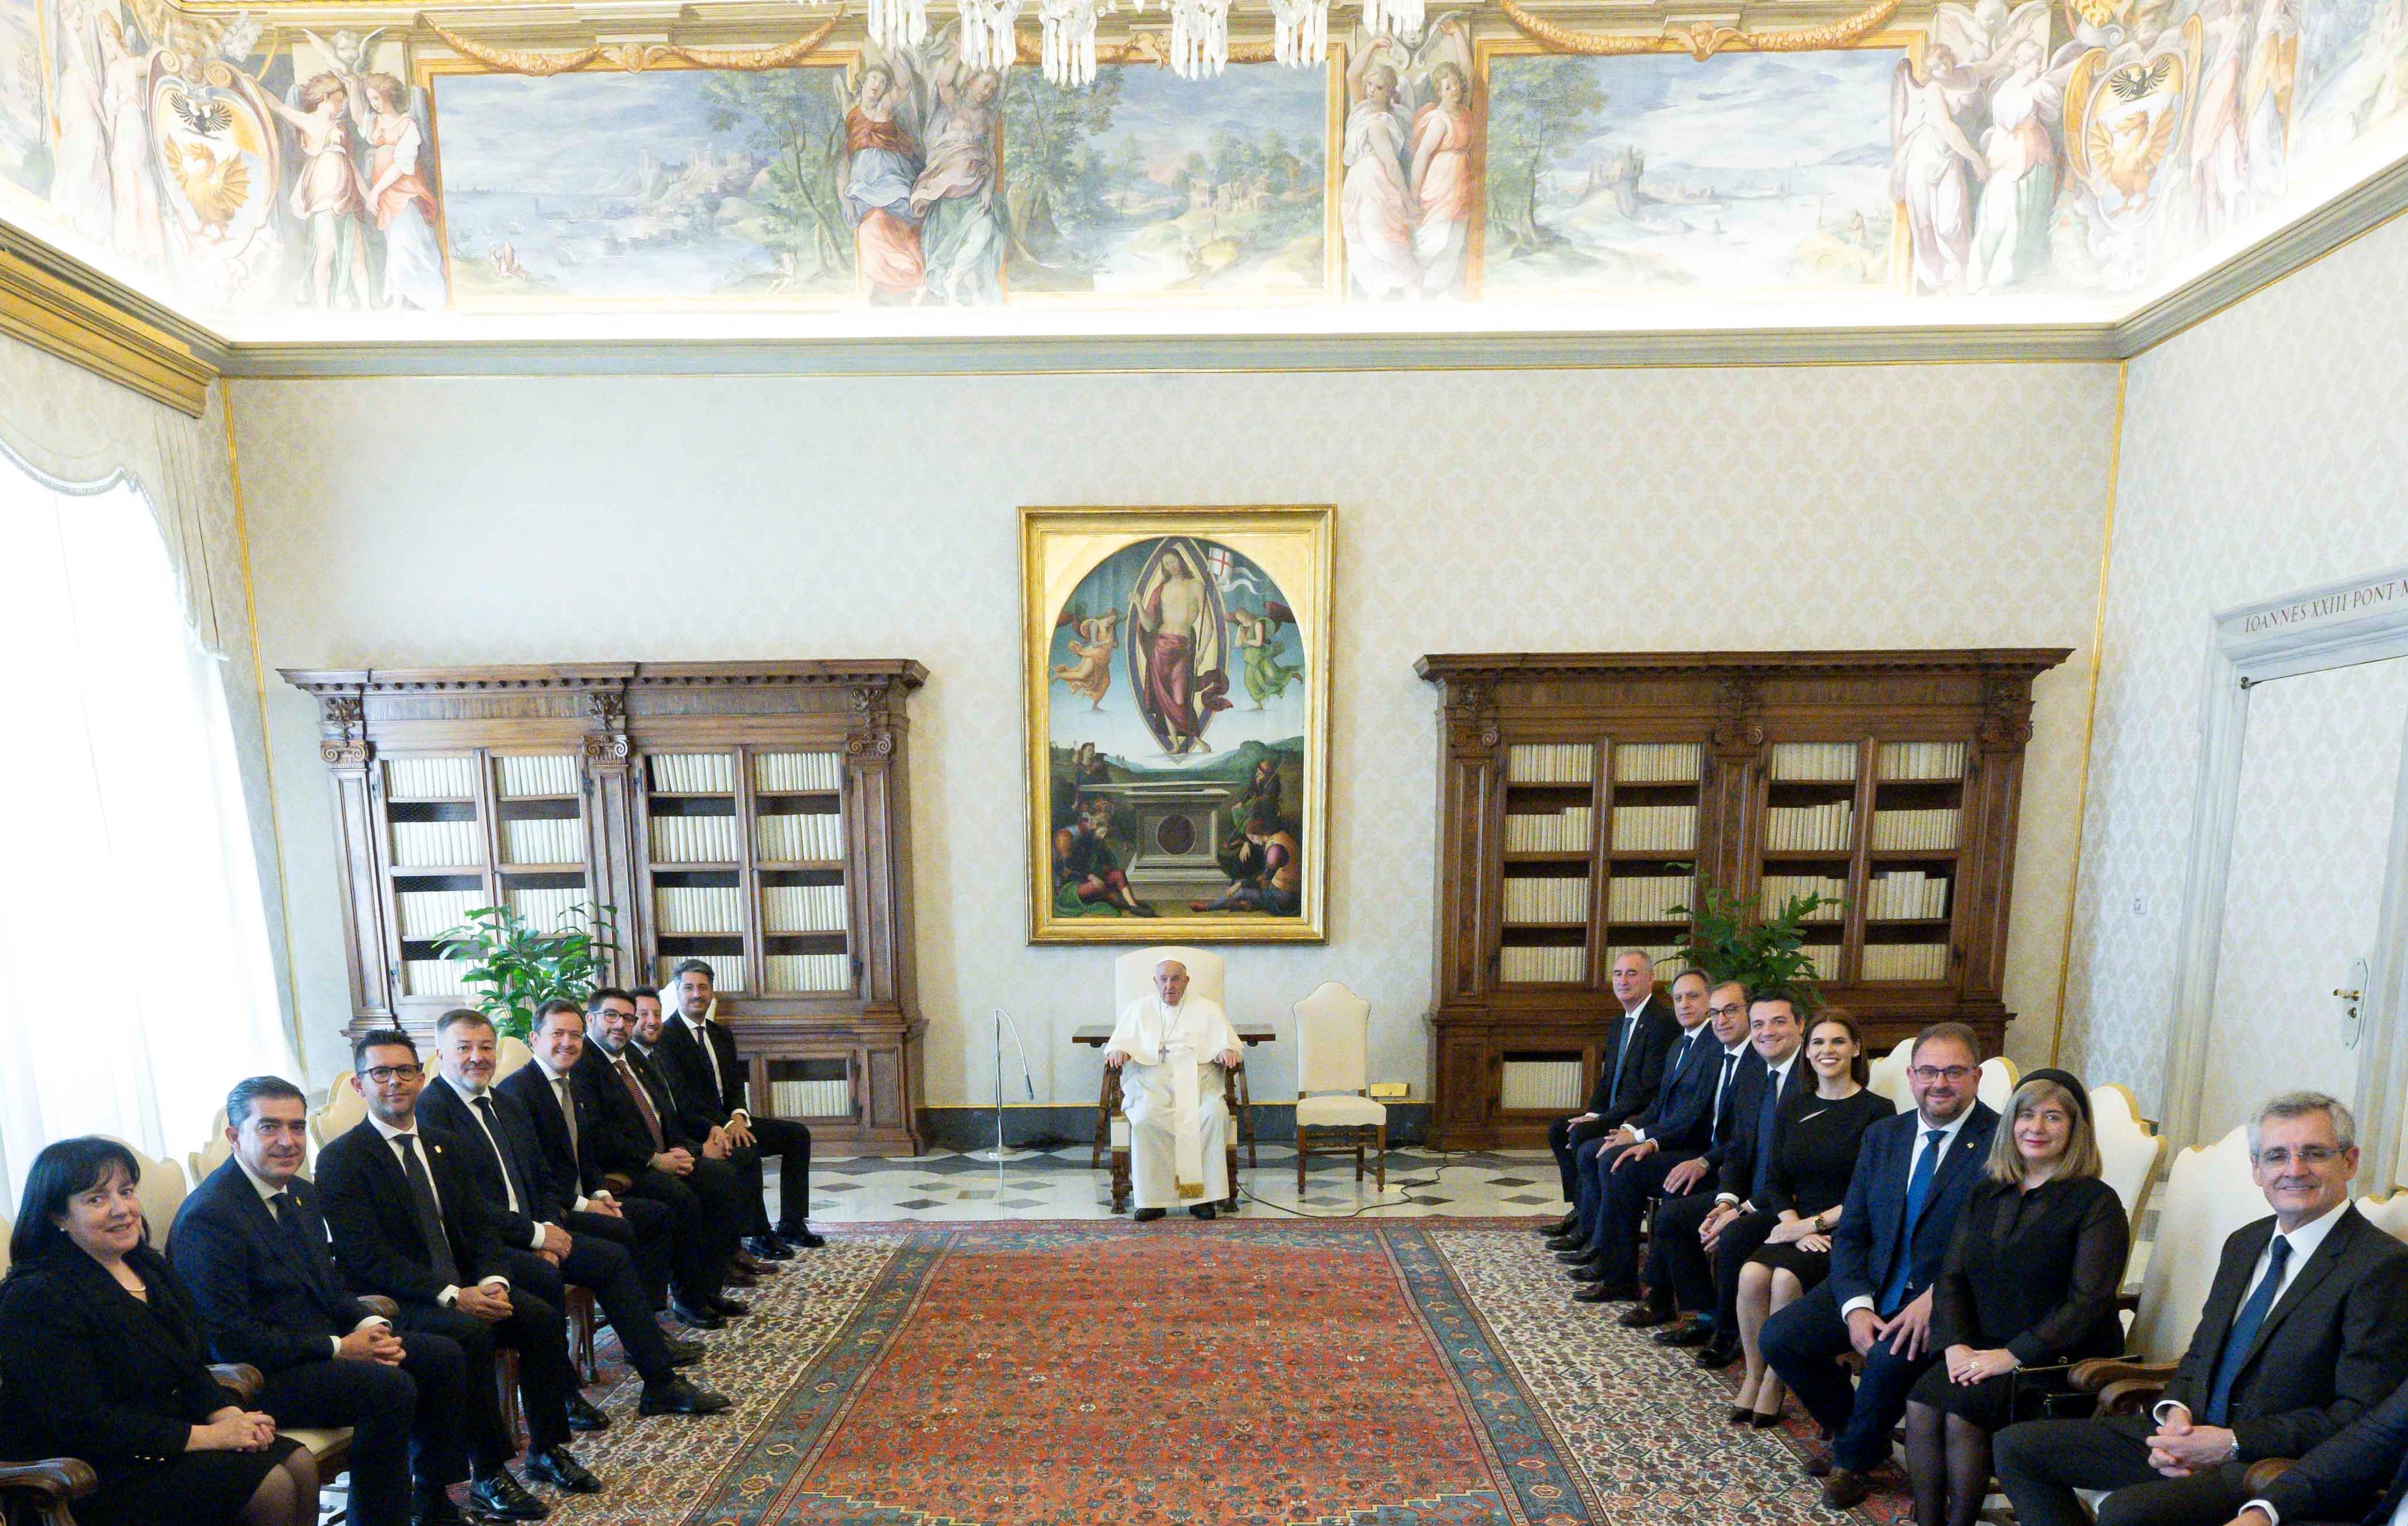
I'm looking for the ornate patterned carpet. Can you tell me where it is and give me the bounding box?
[551,1221,1910,1526]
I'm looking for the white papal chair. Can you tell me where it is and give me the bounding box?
[1104,947,1240,1214]
[2089,1083,2166,1226]
[2358,1187,2408,1244]
[310,1079,368,1155]
[103,1139,190,1252]
[495,1033,535,1081]
[1865,1039,2018,1113]
[1292,982,1384,1191]
[189,1106,234,1188]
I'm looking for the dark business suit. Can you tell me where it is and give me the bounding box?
[419,1075,680,1382]
[167,1159,466,1526]
[656,1013,815,1233]
[2256,1371,2408,1526]
[1653,1051,1817,1319]
[1761,1101,2001,1475]
[1995,1206,2408,1526]
[1547,994,1678,1200]
[495,1056,676,1308]
[571,1039,743,1301]
[1565,1023,1720,1263]
[316,1117,574,1465]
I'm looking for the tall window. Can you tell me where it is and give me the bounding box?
[0,448,293,1212]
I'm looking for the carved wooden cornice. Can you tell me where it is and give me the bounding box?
[280,661,928,694]
[1416,649,2075,686]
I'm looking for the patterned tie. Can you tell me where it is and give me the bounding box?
[472,1095,529,1214]
[616,1056,666,1152]
[2205,1235,2293,1425]
[1880,1128,1948,1314]
[394,1134,461,1285]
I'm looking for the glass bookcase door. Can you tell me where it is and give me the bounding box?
[644,751,748,992]
[1860,740,1966,983]
[1602,742,1702,980]
[380,753,489,1002]
[1497,741,1598,987]
[753,751,851,996]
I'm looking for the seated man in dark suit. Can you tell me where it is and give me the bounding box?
[626,992,780,1285]
[650,963,825,1254]
[2232,1369,2408,1526]
[573,989,751,1321]
[1638,990,1812,1366]
[168,1076,472,1526]
[1996,1092,2408,1526]
[317,1029,600,1519]
[1539,952,1678,1231]
[1762,1020,1999,1508]
[420,1008,728,1420]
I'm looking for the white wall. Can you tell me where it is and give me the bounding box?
[231,364,2116,1112]
[2064,211,2408,1117]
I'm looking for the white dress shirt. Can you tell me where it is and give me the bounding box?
[1719,1049,1801,1208]
[1626,1024,1711,1144]
[235,1156,388,1354]
[369,1112,508,1305]
[529,1055,607,1212]
[442,1076,551,1252]
[1837,1102,1976,1319]
[679,1013,742,1119]
[2168,1198,2351,1431]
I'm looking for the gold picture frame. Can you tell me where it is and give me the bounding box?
[1023,504,1333,944]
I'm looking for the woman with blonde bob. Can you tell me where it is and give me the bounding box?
[1904,1070,2130,1526]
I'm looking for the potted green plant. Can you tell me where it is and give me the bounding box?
[1667,881,1841,1000]
[435,903,620,1040]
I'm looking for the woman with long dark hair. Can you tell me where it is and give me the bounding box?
[0,1137,316,1526]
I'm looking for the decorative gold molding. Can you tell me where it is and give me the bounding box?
[0,229,223,416]
[1495,0,1903,58]
[417,9,840,73]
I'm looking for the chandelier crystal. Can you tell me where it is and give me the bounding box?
[1166,0,1231,76]
[863,0,928,52]
[958,0,1024,70]
[1267,0,1328,63]
[1359,0,1424,44]
[1038,0,1104,84]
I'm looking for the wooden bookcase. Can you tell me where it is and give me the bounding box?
[1414,650,2069,1150]
[282,661,928,1154]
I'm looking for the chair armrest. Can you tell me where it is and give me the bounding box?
[2096,1377,2171,1416]
[360,1296,399,1321]
[0,1457,98,1499]
[2117,1289,2141,1314]
[601,1173,632,1195]
[2069,1357,2174,1393]
[210,1363,264,1403]
[2244,1459,2296,1496]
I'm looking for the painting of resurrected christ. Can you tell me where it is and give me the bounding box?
[1023,507,1332,944]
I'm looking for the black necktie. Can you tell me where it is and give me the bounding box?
[1607,1016,1638,1108]
[697,1022,726,1098]
[270,1191,339,1315]
[472,1095,530,1214]
[394,1134,461,1284]
[1714,1053,1740,1132]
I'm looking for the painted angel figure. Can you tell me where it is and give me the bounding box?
[1051,610,1121,710]
[1405,16,1475,297]
[259,70,375,308]
[1229,605,1303,710]
[2188,0,2251,239]
[843,47,930,301]
[1931,0,2063,290]
[94,9,166,265]
[350,73,445,310]
[50,0,115,248]
[1341,37,1419,300]
[907,42,1006,306]
[2239,0,2297,215]
[1890,46,1991,293]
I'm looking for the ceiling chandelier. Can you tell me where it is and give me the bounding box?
[958,0,1024,68]
[863,0,928,51]
[1164,0,1232,76]
[1037,0,1105,83]
[1359,0,1423,43]
[1267,0,1328,64]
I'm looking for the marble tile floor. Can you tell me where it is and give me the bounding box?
[788,1146,1571,1222]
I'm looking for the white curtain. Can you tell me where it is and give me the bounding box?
[0,445,294,1215]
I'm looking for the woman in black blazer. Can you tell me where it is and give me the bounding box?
[0,1137,315,1526]
[1905,1070,2130,1526]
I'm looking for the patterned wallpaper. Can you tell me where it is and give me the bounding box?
[2062,208,2408,1117]
[231,363,2115,1106]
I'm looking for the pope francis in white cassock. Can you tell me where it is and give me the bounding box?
[1104,960,1243,1220]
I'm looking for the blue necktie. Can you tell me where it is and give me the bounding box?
[2204,1235,2292,1425]
[1607,1016,1637,1109]
[1748,1069,1785,1201]
[1880,1128,1947,1314]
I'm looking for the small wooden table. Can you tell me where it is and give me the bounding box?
[1071,1023,1274,1213]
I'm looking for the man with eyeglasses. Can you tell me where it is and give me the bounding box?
[316,1030,599,1519]
[1995,1091,2408,1526]
[1762,1020,1999,1509]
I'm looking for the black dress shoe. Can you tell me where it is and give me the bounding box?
[661,1333,708,1366]
[1538,1212,1577,1237]
[777,1226,827,1250]
[639,1375,733,1416]
[1803,1450,1835,1479]
[1566,1263,1611,1284]
[1190,1204,1217,1220]
[670,1299,726,1330]
[1617,1303,1676,1329]
[563,1392,610,1432]
[525,1447,600,1495]
[709,1293,751,1318]
[1656,1321,1713,1348]
[1571,1282,1620,1304]
[1822,1468,1871,1509]
[1555,1248,1598,1266]
[742,1235,795,1261]
[724,1265,761,1288]
[467,1470,549,1520]
[1134,1207,1166,1221]
[1696,1337,1741,1370]
[1542,1233,1584,1251]
[410,1494,470,1526]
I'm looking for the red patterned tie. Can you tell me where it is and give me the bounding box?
[615,1056,665,1152]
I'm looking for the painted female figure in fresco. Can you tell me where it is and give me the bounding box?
[1891,46,1987,293]
[2190,0,2252,238]
[261,72,373,308]
[1409,60,1474,297]
[1971,39,2062,289]
[50,0,114,246]
[909,58,1004,306]
[354,74,445,310]
[2242,0,2299,211]
[1342,47,1419,300]
[843,65,928,302]
[95,10,165,264]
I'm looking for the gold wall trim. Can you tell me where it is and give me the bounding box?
[0,228,225,416]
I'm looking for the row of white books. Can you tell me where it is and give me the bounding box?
[1871,809,1961,852]
[650,754,737,794]
[1499,1059,1585,1112]
[650,815,742,863]
[502,817,586,866]
[1876,742,1968,783]
[398,889,484,940]
[1503,876,1590,925]
[1863,943,1950,981]
[1760,873,1849,921]
[1803,942,1844,981]
[1614,742,1704,784]
[768,1079,853,1117]
[1766,801,1855,852]
[1865,870,1950,921]
[757,813,844,862]
[391,820,483,869]
[1507,743,1595,784]
[765,884,850,934]
[659,953,746,990]
[387,756,480,800]
[1499,945,1586,983]
[1630,944,1691,978]
[1770,741,1859,782]
[765,953,851,992]
[656,887,747,935]
[496,755,579,798]
[403,958,472,997]
[1613,805,1697,853]
[509,887,590,929]
[756,753,844,792]
[1505,807,1591,854]
[1606,874,1692,923]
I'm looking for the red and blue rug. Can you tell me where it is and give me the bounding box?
[558,1220,1903,1526]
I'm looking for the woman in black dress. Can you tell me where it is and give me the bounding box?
[1904,1069,2130,1526]
[0,1138,316,1526]
[1727,1009,1895,1425]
